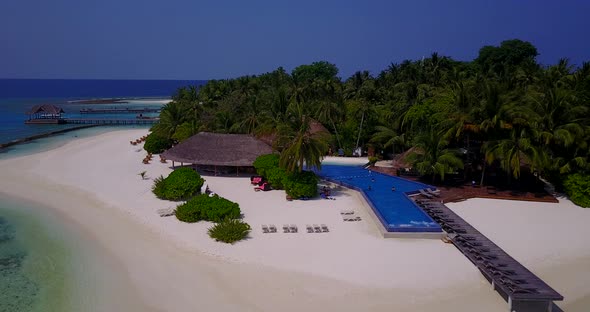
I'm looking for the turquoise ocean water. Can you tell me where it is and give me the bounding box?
[0,79,203,311]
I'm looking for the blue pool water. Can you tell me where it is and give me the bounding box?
[316,164,441,232]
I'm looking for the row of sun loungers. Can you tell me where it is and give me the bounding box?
[130,136,147,145]
[417,188,441,199]
[307,224,329,233]
[415,199,563,310]
[340,210,362,221]
[261,224,329,233]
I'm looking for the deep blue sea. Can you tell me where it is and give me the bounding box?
[0,79,206,146]
[0,79,205,311]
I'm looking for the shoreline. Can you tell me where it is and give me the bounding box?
[0,125,101,148]
[0,129,587,310]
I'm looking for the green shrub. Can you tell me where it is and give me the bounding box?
[152,168,204,200]
[563,173,590,208]
[284,171,318,199]
[266,167,287,189]
[208,218,251,244]
[152,175,166,199]
[175,194,241,223]
[163,168,204,200]
[144,132,173,154]
[368,156,378,165]
[253,154,280,177]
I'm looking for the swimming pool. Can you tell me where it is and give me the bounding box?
[316,164,442,233]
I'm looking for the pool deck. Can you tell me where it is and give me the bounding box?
[371,165,558,204]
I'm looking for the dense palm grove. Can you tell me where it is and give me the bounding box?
[151,39,590,200]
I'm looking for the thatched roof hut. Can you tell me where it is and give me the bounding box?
[25,104,65,119]
[161,132,273,167]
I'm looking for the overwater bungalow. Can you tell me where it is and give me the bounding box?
[25,104,66,124]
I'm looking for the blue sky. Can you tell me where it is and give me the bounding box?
[1,0,589,80]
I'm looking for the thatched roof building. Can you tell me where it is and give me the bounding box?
[26,104,65,118]
[161,132,273,167]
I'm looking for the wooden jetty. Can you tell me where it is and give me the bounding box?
[414,198,563,311]
[65,118,159,125]
[80,108,161,114]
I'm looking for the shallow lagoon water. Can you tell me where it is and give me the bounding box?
[0,196,73,311]
[0,127,151,311]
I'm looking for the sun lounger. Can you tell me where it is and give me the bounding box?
[157,208,175,217]
[426,188,441,197]
[268,224,277,233]
[289,224,298,233]
[262,224,270,233]
[313,224,322,233]
[419,189,434,198]
[321,224,329,232]
[283,224,290,233]
[342,215,362,222]
[306,224,314,233]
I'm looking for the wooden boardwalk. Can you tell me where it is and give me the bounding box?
[65,118,159,125]
[415,199,563,311]
[80,108,161,114]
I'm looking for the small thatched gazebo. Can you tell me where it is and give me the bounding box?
[161,132,273,175]
[25,104,66,124]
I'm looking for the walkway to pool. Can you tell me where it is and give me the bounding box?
[316,158,442,237]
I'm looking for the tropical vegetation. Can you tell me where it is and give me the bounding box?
[253,154,318,198]
[563,174,590,208]
[152,168,204,200]
[151,39,590,200]
[175,194,241,223]
[143,132,173,154]
[208,218,251,244]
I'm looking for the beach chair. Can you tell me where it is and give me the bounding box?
[321,224,329,232]
[157,208,175,217]
[289,224,298,233]
[250,176,263,185]
[426,188,441,197]
[313,224,322,233]
[419,189,434,198]
[254,182,271,192]
[262,224,270,233]
[343,215,362,222]
[282,224,290,233]
[306,224,314,233]
[268,224,277,233]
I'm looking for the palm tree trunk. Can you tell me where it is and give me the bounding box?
[330,118,342,148]
[480,162,486,186]
[355,111,365,150]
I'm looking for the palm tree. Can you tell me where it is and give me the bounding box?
[484,127,546,181]
[153,101,186,139]
[277,103,328,173]
[371,125,405,156]
[232,95,265,134]
[407,128,464,182]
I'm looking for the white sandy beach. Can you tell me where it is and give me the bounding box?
[0,129,588,311]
